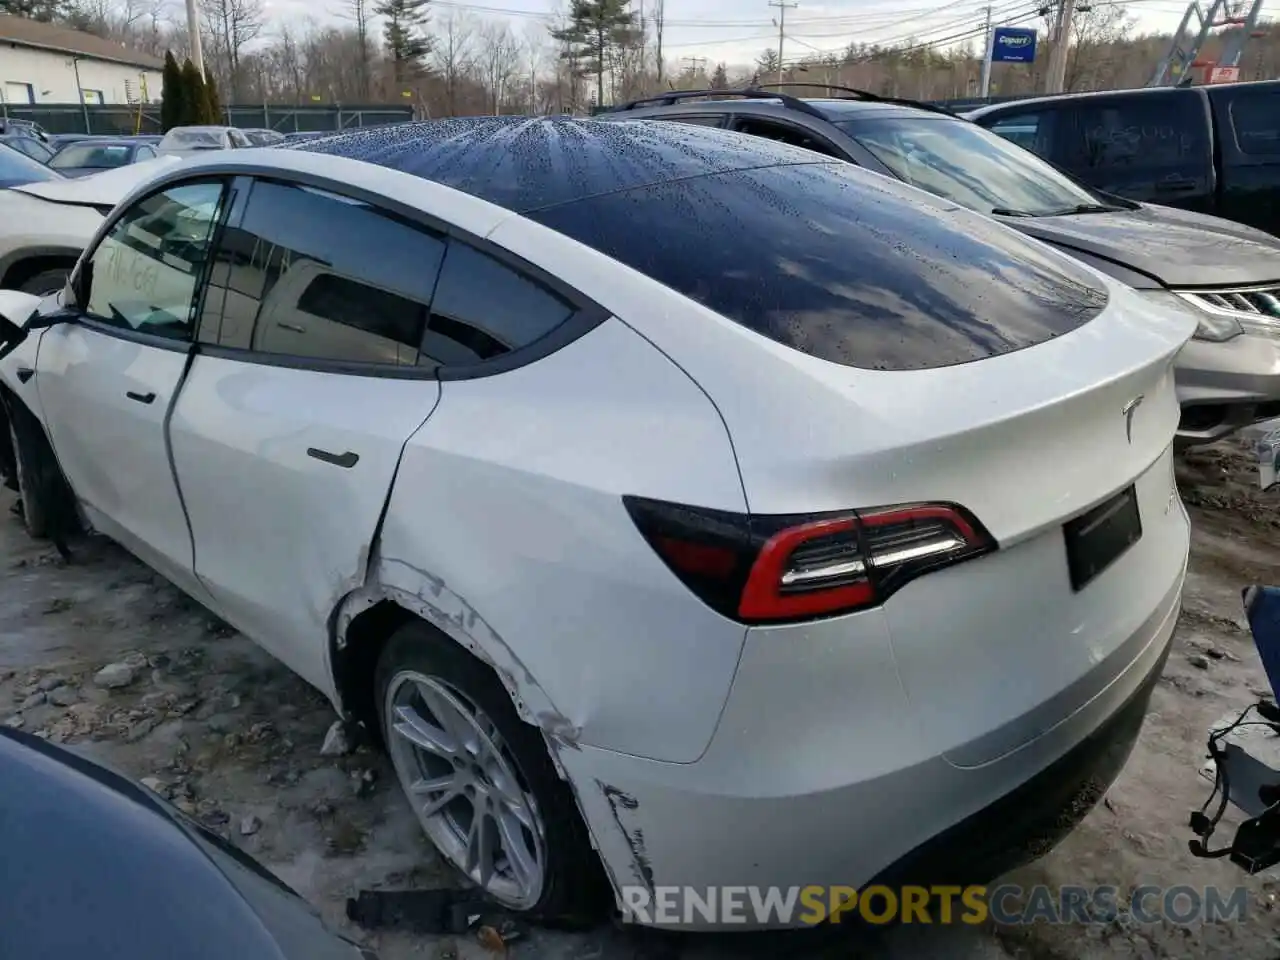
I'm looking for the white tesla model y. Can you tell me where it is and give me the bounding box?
[0,117,1194,928]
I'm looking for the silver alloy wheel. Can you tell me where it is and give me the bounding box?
[383,670,547,909]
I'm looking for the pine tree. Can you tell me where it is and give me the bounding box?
[160,51,185,132]
[710,62,728,89]
[0,0,67,21]
[181,59,207,124]
[204,74,223,125]
[550,0,638,110]
[374,0,432,85]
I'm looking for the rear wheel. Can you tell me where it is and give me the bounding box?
[375,623,605,922]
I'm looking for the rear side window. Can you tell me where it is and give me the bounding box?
[1230,91,1280,155]
[529,162,1108,371]
[1062,93,1206,170]
[198,179,445,366]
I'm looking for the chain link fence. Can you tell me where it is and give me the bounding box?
[0,103,414,135]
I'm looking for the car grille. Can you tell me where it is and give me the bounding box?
[1177,286,1280,319]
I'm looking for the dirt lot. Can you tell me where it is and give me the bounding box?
[4,440,1280,959]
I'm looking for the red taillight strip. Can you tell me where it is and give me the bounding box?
[738,515,872,620]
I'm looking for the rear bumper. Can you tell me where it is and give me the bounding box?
[1176,333,1280,444]
[559,564,1183,930]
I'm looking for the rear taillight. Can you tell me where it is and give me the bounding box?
[623,496,994,624]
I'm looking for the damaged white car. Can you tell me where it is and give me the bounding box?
[0,118,1195,929]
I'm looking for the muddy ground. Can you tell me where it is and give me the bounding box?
[4,440,1280,959]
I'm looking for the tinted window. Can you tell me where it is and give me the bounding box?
[49,142,134,170]
[84,180,226,340]
[1231,91,1280,156]
[732,118,841,157]
[529,162,1108,371]
[0,141,60,187]
[665,115,724,127]
[1063,94,1205,170]
[424,240,575,366]
[985,111,1056,157]
[199,179,445,366]
[835,116,1100,216]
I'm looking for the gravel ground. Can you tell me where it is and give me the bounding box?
[4,440,1280,959]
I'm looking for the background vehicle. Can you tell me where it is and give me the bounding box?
[606,87,1280,445]
[156,125,250,156]
[967,80,1280,239]
[0,156,182,295]
[0,726,374,959]
[242,127,286,146]
[1,132,54,164]
[46,132,99,151]
[0,141,62,191]
[0,118,1194,929]
[48,138,160,178]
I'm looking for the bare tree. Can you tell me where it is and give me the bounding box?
[651,0,663,85]
[342,0,373,99]
[433,9,476,115]
[477,20,518,114]
[200,0,263,99]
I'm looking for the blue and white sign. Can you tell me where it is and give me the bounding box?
[991,27,1038,63]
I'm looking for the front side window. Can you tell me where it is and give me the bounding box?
[83,180,226,340]
[198,179,446,366]
[985,111,1055,157]
[837,116,1102,217]
[1231,90,1280,156]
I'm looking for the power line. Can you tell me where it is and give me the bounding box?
[768,0,799,82]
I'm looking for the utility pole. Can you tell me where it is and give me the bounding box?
[1044,0,1078,93]
[184,0,205,78]
[681,55,707,83]
[979,4,994,97]
[769,0,797,84]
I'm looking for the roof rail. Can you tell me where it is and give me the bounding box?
[752,82,957,116]
[603,87,829,121]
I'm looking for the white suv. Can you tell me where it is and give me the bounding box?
[0,119,1193,928]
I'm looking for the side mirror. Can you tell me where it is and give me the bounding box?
[0,290,63,363]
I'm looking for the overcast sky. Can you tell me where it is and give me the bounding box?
[271,0,1249,69]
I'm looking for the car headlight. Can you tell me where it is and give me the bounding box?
[1132,288,1244,343]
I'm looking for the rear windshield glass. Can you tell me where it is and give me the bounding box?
[50,143,133,169]
[165,130,223,147]
[529,161,1108,371]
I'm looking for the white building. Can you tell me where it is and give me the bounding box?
[0,14,162,107]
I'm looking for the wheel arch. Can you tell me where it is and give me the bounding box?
[328,569,578,751]
[0,246,81,292]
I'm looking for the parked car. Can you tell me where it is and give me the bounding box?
[0,726,375,959]
[0,117,1194,929]
[0,117,48,138]
[47,138,160,178]
[1,132,54,164]
[242,127,287,145]
[0,141,62,191]
[46,132,100,151]
[0,156,181,295]
[966,80,1280,239]
[156,125,250,156]
[605,87,1280,446]
[284,129,337,141]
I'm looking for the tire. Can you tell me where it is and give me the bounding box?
[18,268,70,297]
[6,402,72,540]
[375,622,607,924]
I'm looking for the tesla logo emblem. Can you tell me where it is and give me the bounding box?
[1122,395,1145,444]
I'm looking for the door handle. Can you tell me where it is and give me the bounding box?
[126,391,156,405]
[307,448,359,468]
[1155,179,1197,193]
[278,322,306,334]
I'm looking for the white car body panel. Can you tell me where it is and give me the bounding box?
[169,355,440,695]
[373,317,748,763]
[32,324,210,602]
